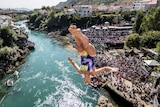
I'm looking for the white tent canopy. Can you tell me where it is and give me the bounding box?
[151,72,160,77]
[144,60,160,66]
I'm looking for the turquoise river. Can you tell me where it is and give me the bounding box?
[0,21,116,107]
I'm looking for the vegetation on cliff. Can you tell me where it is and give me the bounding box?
[28,6,135,35]
[0,26,34,79]
[56,0,135,9]
[28,5,160,55]
[125,7,160,55]
[11,13,29,21]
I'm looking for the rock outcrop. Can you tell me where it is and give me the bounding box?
[96,96,113,107]
[0,34,35,79]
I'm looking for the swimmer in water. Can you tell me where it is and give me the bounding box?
[68,25,118,84]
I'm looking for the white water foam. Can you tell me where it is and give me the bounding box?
[22,72,43,82]
[54,60,64,67]
[54,60,70,73]
[34,90,42,97]
[34,70,98,107]
[32,59,99,107]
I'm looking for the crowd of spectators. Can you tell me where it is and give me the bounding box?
[69,24,159,106]
[70,25,132,53]
[94,51,157,105]
[69,24,153,89]
[95,52,150,85]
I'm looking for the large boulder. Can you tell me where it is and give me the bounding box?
[26,41,35,50]
[96,96,113,107]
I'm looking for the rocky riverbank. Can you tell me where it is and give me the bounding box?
[0,33,35,79]
[96,96,114,107]
[48,32,75,50]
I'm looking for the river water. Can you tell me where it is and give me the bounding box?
[0,21,115,107]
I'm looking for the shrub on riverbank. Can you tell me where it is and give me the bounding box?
[0,46,13,56]
[0,27,17,47]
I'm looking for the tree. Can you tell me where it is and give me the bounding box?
[152,7,160,31]
[41,6,47,10]
[58,13,69,28]
[125,33,140,48]
[0,27,17,47]
[133,10,144,34]
[140,31,160,48]
[139,7,160,34]
[34,15,45,28]
[72,13,81,21]
[122,10,132,21]
[156,42,160,53]
[0,38,3,48]
[156,66,160,73]
[29,12,38,23]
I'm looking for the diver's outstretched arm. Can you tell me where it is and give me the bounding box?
[68,57,83,74]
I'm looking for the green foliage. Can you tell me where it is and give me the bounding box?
[0,46,13,56]
[125,31,160,49]
[34,15,45,28]
[46,13,58,31]
[101,14,120,24]
[28,5,136,33]
[121,10,134,21]
[133,10,144,34]
[58,14,69,27]
[156,42,160,53]
[152,7,160,31]
[41,6,51,11]
[0,27,17,47]
[56,0,135,8]
[29,12,39,23]
[11,13,28,21]
[0,38,3,47]
[125,33,140,48]
[157,66,160,73]
[140,31,160,48]
[71,13,81,21]
[91,0,117,5]
[131,7,160,49]
[29,10,48,28]
[139,7,160,33]
[49,11,55,18]
[56,0,119,8]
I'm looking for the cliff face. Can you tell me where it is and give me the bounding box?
[0,31,35,79]
[56,0,116,8]
[56,0,135,8]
